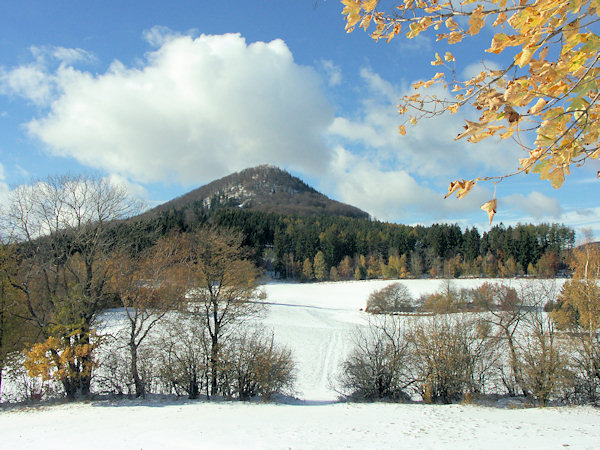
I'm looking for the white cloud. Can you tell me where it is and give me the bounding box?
[104,173,149,207]
[0,163,13,216]
[462,60,501,80]
[7,33,334,186]
[30,45,95,66]
[0,46,95,107]
[0,64,55,106]
[320,59,342,87]
[328,68,522,183]
[322,146,491,222]
[503,191,563,219]
[549,207,600,238]
[142,26,180,47]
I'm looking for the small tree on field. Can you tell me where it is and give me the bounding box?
[406,314,495,403]
[183,227,263,398]
[419,280,463,313]
[222,328,296,401]
[156,313,211,399]
[7,174,138,399]
[475,282,531,396]
[108,234,187,397]
[520,309,570,406]
[366,283,414,313]
[550,233,600,403]
[24,325,98,399]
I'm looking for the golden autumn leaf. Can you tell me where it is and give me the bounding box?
[481,198,497,225]
[528,98,548,115]
[341,0,600,216]
[448,31,463,44]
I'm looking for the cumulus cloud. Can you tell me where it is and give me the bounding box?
[560,207,600,237]
[327,66,522,183]
[0,64,56,106]
[5,32,334,185]
[30,45,95,66]
[0,163,13,212]
[503,191,563,219]
[0,45,95,106]
[323,146,491,222]
[462,60,501,80]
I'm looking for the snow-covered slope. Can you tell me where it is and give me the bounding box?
[262,278,566,401]
[2,278,599,450]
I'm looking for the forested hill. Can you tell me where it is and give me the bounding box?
[140,165,369,220]
[119,202,576,281]
[117,165,577,280]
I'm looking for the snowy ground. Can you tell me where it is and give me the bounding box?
[2,278,599,449]
[2,400,599,449]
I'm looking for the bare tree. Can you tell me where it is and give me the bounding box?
[182,227,264,398]
[222,328,295,401]
[108,233,187,397]
[406,314,495,403]
[475,282,531,397]
[520,307,569,406]
[155,312,211,399]
[365,283,414,314]
[5,174,139,399]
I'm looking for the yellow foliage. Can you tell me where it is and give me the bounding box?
[24,329,98,384]
[341,0,600,223]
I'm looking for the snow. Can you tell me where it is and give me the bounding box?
[1,400,599,449]
[2,278,599,449]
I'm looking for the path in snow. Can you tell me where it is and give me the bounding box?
[260,279,567,402]
[261,303,363,401]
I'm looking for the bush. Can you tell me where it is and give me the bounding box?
[365,283,414,314]
[338,316,411,401]
[222,329,296,401]
[155,314,210,399]
[406,314,496,404]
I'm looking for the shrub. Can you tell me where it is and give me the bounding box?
[222,329,296,401]
[155,314,210,399]
[338,316,411,401]
[406,314,496,404]
[365,283,414,314]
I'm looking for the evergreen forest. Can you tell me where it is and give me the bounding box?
[116,205,576,281]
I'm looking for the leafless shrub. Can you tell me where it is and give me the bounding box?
[338,316,411,401]
[222,328,296,401]
[365,283,414,314]
[406,314,496,403]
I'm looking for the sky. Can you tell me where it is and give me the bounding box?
[0,0,598,238]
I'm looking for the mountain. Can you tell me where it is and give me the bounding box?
[143,165,370,220]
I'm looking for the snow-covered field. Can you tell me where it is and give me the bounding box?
[2,278,600,449]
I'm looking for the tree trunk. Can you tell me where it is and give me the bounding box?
[130,343,144,398]
[504,327,528,398]
[210,335,219,397]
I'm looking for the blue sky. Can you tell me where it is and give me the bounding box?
[1,0,598,238]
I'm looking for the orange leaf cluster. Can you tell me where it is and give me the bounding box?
[341,0,600,223]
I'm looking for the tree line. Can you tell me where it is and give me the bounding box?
[122,206,575,281]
